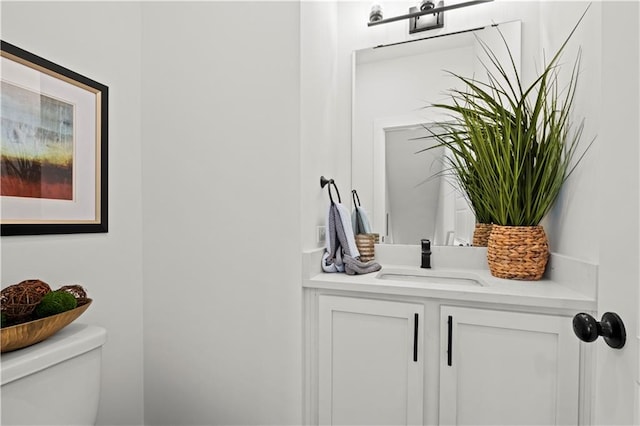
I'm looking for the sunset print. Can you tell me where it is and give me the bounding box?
[1,81,74,200]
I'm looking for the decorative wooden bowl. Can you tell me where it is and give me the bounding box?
[1,299,92,353]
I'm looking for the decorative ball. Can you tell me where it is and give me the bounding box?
[1,279,52,320]
[1,312,7,328]
[34,291,77,318]
[58,285,88,305]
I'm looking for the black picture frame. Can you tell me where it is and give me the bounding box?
[0,40,108,236]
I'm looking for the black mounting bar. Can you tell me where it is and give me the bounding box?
[367,0,493,27]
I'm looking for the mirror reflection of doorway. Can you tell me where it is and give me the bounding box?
[384,125,474,245]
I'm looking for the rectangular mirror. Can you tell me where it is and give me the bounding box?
[352,20,521,245]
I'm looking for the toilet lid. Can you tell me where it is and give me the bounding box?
[1,323,107,385]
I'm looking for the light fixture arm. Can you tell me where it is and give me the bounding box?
[367,0,493,27]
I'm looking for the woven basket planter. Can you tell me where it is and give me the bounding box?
[487,225,549,280]
[472,223,493,247]
[355,234,376,262]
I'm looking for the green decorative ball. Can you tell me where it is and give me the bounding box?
[1,312,8,328]
[34,291,77,318]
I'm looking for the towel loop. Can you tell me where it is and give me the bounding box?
[352,190,361,207]
[320,176,341,204]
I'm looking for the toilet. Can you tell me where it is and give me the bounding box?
[1,323,107,425]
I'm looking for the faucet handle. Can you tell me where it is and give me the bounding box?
[421,239,432,269]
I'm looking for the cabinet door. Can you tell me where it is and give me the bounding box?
[439,306,580,425]
[318,295,424,425]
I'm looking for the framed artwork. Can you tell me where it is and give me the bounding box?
[0,41,108,236]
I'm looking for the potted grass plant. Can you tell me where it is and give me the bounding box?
[427,11,592,280]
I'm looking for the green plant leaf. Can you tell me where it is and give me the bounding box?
[422,5,593,227]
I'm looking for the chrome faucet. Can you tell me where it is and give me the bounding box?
[421,239,431,269]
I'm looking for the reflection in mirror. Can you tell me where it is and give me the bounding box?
[385,125,475,245]
[352,20,522,246]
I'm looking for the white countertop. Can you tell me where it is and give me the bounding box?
[302,247,597,312]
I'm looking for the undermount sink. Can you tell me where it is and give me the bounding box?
[376,269,484,286]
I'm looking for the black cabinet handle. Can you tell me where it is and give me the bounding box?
[413,313,419,362]
[447,315,453,366]
[573,312,626,349]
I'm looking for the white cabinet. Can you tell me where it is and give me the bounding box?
[439,306,580,426]
[318,295,425,425]
[307,293,584,426]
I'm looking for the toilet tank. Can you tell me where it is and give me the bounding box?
[1,323,107,426]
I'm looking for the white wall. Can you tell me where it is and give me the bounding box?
[0,3,145,425]
[2,2,302,425]
[536,1,601,262]
[300,1,341,251]
[141,2,301,425]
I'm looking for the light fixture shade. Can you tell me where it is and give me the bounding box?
[419,0,435,11]
[369,4,383,23]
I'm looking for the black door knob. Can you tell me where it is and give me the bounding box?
[572,312,626,349]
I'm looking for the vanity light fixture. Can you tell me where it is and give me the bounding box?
[368,0,493,34]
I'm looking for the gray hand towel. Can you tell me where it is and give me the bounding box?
[324,202,381,275]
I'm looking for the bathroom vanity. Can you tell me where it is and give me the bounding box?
[303,245,597,425]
